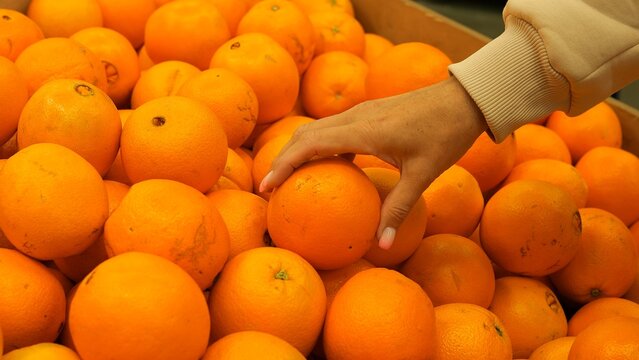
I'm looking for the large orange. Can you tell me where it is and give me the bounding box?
[209,247,326,356]
[27,0,103,38]
[567,316,639,359]
[457,132,517,193]
[0,57,28,145]
[209,0,248,35]
[267,158,381,270]
[120,96,228,193]
[0,143,108,259]
[567,297,639,336]
[323,268,436,360]
[252,115,314,154]
[210,32,300,124]
[528,336,575,360]
[3,343,80,360]
[95,0,156,49]
[362,32,393,64]
[291,0,354,16]
[68,252,210,360]
[0,9,44,61]
[317,258,375,309]
[513,124,571,165]
[202,331,305,360]
[309,11,365,57]
[130,60,200,108]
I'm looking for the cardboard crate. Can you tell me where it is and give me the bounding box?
[352,0,639,156]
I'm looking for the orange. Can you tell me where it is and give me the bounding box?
[130,60,200,108]
[209,247,326,356]
[103,109,133,184]
[567,316,639,359]
[362,167,427,267]
[631,220,639,248]
[309,11,365,57]
[0,132,18,159]
[576,146,639,225]
[252,134,294,199]
[14,37,108,95]
[550,207,638,303]
[137,45,155,71]
[488,276,568,359]
[46,265,74,294]
[291,0,354,16]
[323,268,436,360]
[70,27,141,108]
[267,158,381,270]
[301,50,368,118]
[105,179,230,289]
[528,336,576,360]
[145,0,230,70]
[317,258,375,309]
[513,124,572,165]
[0,9,44,61]
[546,102,622,162]
[567,297,639,336]
[624,261,639,303]
[353,154,397,170]
[434,303,512,360]
[235,146,254,171]
[210,32,300,124]
[400,233,495,308]
[3,343,80,360]
[504,158,589,208]
[286,94,307,117]
[422,164,484,237]
[219,148,253,191]
[480,180,581,276]
[457,132,517,193]
[27,0,102,38]
[0,143,108,259]
[0,249,66,352]
[209,175,242,191]
[120,96,228,192]
[95,0,156,49]
[202,331,305,360]
[366,42,452,100]
[69,252,211,360]
[252,115,314,154]
[362,32,393,64]
[17,78,121,175]
[209,0,248,35]
[236,0,315,74]
[176,67,258,148]
[0,57,28,145]
[206,189,268,259]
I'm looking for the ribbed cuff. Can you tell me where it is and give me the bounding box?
[449,16,571,143]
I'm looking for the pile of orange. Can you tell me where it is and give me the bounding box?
[1,0,639,359]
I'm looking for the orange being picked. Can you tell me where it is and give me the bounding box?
[209,0,248,35]
[291,0,354,16]
[130,60,200,108]
[176,67,258,149]
[309,11,365,57]
[567,297,639,336]
[363,33,393,64]
[513,124,572,165]
[0,143,108,259]
[209,247,326,356]
[27,0,103,38]
[2,343,80,360]
[457,132,517,193]
[267,158,381,270]
[301,50,368,118]
[528,336,575,360]
[252,115,314,154]
[17,79,121,175]
[567,316,639,360]
[202,331,305,360]
[95,0,156,49]
[68,252,211,360]
[120,96,228,193]
[317,258,375,309]
[0,9,44,61]
[210,32,300,124]
[0,57,28,145]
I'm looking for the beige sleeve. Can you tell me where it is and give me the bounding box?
[448,0,639,142]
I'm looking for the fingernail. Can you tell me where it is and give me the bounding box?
[378,227,396,250]
[259,171,274,193]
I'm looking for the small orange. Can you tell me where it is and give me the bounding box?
[103,109,133,184]
[208,0,248,35]
[624,261,639,303]
[317,258,375,309]
[130,60,200,108]
[0,57,28,145]
[457,132,517,193]
[0,9,44,61]
[251,134,293,199]
[46,265,74,294]
[27,0,103,38]
[567,297,639,336]
[95,0,156,49]
[2,343,80,360]
[209,175,242,191]
[567,316,639,359]
[631,220,639,248]
[235,146,254,171]
[202,331,305,360]
[513,124,572,165]
[219,148,253,192]
[0,132,18,159]
[137,45,155,71]
[309,11,365,57]
[528,336,575,360]
[252,115,314,154]
[291,0,354,16]
[362,32,393,64]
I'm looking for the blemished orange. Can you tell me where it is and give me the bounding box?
[567,316,639,360]
[0,57,28,145]
[105,179,230,289]
[301,51,368,118]
[457,132,517,193]
[210,32,300,124]
[137,45,155,71]
[550,207,638,303]
[400,233,495,308]
[144,0,230,70]
[309,11,365,57]
[363,33,393,64]
[95,0,156,49]
[2,343,80,360]
[567,297,639,336]
[27,0,103,38]
[252,134,293,199]
[488,276,568,359]
[220,148,253,192]
[480,180,581,276]
[353,154,397,170]
[209,247,326,356]
[366,42,452,100]
[70,27,141,108]
[207,189,268,259]
[202,331,305,360]
[504,158,589,208]
[176,67,258,148]
[576,146,639,225]
[323,268,436,360]
[120,96,228,193]
[0,143,108,260]
[69,252,211,360]
[237,0,315,74]
[103,109,133,184]
[291,0,354,16]
[267,158,381,270]
[546,102,622,162]
[422,164,484,237]
[362,167,428,267]
[513,124,572,165]
[317,258,375,309]
[17,79,121,176]
[130,60,200,108]
[0,9,44,61]
[252,115,314,154]
[0,249,66,352]
[434,303,512,360]
[528,336,576,360]
[14,37,108,95]
[209,0,248,35]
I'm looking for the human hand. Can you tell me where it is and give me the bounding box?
[259,76,487,249]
